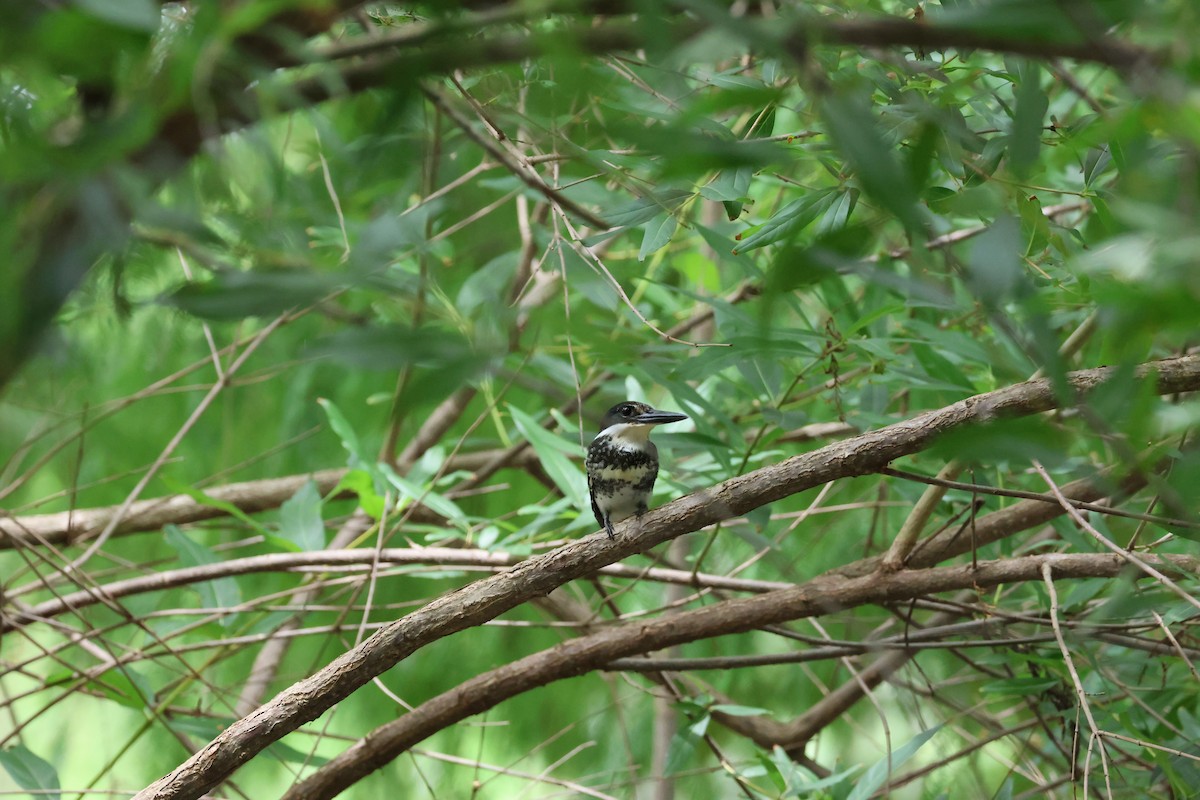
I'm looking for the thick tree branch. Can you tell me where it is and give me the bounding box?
[133,355,1200,800]
[301,13,1150,114]
[816,18,1152,72]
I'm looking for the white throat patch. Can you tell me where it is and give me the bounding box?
[594,422,653,451]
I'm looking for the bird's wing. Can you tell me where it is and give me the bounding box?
[589,494,605,528]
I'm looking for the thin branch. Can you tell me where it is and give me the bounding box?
[1032,460,1200,614]
[70,314,289,570]
[421,86,610,230]
[817,18,1152,72]
[555,205,730,348]
[1042,561,1113,797]
[835,468,1149,578]
[3,549,792,633]
[881,466,1199,531]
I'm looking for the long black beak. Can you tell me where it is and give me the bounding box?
[632,408,688,426]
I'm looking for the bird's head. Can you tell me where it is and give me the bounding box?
[597,401,688,440]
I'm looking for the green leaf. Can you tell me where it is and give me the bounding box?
[701,166,752,202]
[333,468,386,519]
[507,404,588,512]
[733,189,837,254]
[604,188,693,228]
[278,479,326,551]
[816,189,858,235]
[768,746,859,797]
[912,343,975,391]
[1016,193,1053,254]
[166,715,230,741]
[931,416,1069,467]
[665,712,710,776]
[308,325,494,374]
[318,398,369,468]
[165,525,242,622]
[846,725,941,800]
[379,463,469,528]
[170,712,330,768]
[159,478,268,536]
[267,740,330,768]
[981,676,1063,695]
[821,91,923,232]
[639,214,678,261]
[160,269,338,320]
[76,0,159,30]
[458,252,518,315]
[966,215,1024,306]
[710,703,769,717]
[1009,60,1048,178]
[90,664,154,709]
[0,745,60,800]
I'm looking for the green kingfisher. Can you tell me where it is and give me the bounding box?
[585,401,688,539]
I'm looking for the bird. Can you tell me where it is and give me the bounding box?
[585,400,688,539]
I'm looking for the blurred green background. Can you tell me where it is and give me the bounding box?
[3,1,1200,798]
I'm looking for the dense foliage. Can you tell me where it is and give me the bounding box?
[3,1,1200,798]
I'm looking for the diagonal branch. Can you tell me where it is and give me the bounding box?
[132,355,1200,800]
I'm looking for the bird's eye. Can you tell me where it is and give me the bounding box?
[620,404,635,416]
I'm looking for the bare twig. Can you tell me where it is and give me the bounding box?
[422,86,610,231]
[1032,461,1200,614]
[1042,561,1113,798]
